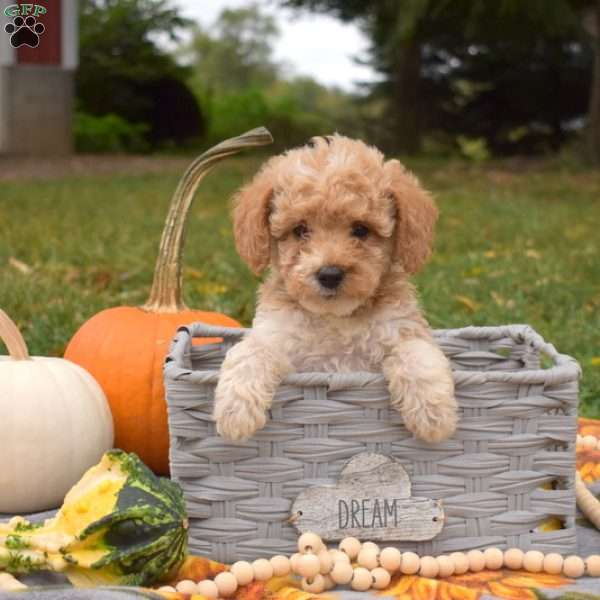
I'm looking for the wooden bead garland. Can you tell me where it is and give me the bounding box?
[504,548,524,570]
[380,547,402,572]
[543,553,564,575]
[449,552,469,575]
[523,551,544,573]
[270,555,291,577]
[214,572,238,597]
[196,579,218,599]
[252,558,274,581]
[175,579,197,594]
[230,560,254,585]
[437,555,455,577]
[400,551,421,574]
[302,573,325,593]
[466,549,486,572]
[176,532,600,596]
[419,556,439,578]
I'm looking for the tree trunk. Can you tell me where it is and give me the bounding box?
[588,0,600,164]
[390,38,423,154]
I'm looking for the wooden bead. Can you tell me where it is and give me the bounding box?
[297,553,321,578]
[543,553,564,575]
[400,551,420,575]
[301,574,325,593]
[231,561,254,586]
[329,549,350,563]
[351,567,373,592]
[358,546,379,570]
[176,579,198,594]
[419,556,439,578]
[563,555,585,578]
[340,536,362,559]
[298,532,323,554]
[215,572,238,597]
[466,550,485,572]
[290,552,303,573]
[484,548,504,570]
[437,555,455,577]
[197,580,219,599]
[449,552,469,575]
[270,555,291,577]
[586,555,600,577]
[322,574,335,590]
[362,541,380,553]
[371,567,391,590]
[523,551,544,573]
[583,435,597,451]
[504,548,524,570]
[380,547,402,572]
[330,560,354,585]
[252,558,273,581]
[318,549,333,574]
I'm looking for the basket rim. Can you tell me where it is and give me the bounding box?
[164,323,581,390]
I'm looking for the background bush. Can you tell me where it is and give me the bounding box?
[74,112,150,153]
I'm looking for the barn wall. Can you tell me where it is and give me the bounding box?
[1,65,73,154]
[0,0,77,155]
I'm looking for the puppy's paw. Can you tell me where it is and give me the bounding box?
[397,378,458,443]
[214,403,267,441]
[213,383,269,441]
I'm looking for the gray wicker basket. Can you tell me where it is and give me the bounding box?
[164,323,580,563]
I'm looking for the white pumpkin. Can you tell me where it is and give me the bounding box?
[0,309,114,513]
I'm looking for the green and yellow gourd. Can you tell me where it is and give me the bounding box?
[0,450,188,588]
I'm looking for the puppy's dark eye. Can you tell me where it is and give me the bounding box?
[351,223,369,239]
[293,223,309,239]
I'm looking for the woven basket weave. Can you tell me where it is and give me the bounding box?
[165,323,580,563]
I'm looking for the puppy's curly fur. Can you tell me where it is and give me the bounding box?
[214,135,457,442]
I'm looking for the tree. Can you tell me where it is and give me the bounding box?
[281,0,473,153]
[282,0,598,158]
[182,4,280,95]
[78,0,204,147]
[585,0,600,162]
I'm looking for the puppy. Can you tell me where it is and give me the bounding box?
[213,135,457,443]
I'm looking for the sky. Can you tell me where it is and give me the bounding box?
[170,0,378,92]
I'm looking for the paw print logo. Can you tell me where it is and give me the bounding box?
[5,15,45,48]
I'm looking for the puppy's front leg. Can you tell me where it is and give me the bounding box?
[383,337,457,443]
[213,334,291,441]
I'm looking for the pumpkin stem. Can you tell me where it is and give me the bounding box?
[142,127,273,313]
[0,309,30,360]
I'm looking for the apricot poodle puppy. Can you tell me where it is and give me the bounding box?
[214,135,457,443]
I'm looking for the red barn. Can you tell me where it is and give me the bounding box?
[1,0,77,154]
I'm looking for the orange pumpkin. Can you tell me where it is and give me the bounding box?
[65,128,273,475]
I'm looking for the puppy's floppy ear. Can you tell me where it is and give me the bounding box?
[383,159,438,275]
[232,166,274,275]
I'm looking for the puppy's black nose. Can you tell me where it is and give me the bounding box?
[316,266,345,290]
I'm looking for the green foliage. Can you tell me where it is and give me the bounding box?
[0,157,598,415]
[281,0,598,157]
[75,112,150,153]
[183,3,280,94]
[183,4,365,149]
[78,0,204,148]
[456,136,491,163]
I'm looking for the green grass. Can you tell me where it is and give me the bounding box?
[0,155,599,416]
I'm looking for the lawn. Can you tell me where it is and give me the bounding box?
[1,154,599,416]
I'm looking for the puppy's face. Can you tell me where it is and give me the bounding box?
[233,135,438,317]
[269,185,395,316]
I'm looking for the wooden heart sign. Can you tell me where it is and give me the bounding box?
[291,453,444,541]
